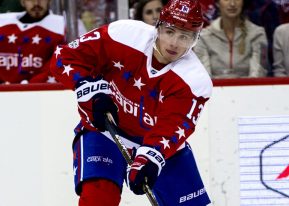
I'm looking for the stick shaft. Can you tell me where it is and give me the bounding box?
[104,117,160,206]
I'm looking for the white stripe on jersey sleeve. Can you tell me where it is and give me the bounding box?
[171,52,213,99]
[107,19,156,53]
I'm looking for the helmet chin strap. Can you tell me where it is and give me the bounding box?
[153,42,164,58]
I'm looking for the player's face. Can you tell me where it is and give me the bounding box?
[154,24,199,63]
[21,0,51,19]
[142,0,163,26]
[218,0,243,19]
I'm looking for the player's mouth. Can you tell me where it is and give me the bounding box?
[227,9,238,13]
[166,49,177,55]
[32,6,43,12]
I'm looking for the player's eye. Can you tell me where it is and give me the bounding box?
[179,35,189,41]
[144,9,153,15]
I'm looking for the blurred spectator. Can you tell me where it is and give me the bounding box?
[278,0,289,24]
[80,10,96,31]
[0,0,24,13]
[0,0,66,84]
[200,0,218,27]
[133,0,163,26]
[273,23,289,76]
[245,0,281,76]
[195,0,268,78]
[80,0,117,31]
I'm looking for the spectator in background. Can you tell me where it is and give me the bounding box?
[0,0,86,84]
[200,0,217,27]
[273,22,289,76]
[278,0,289,24]
[245,0,281,76]
[133,0,164,26]
[246,0,289,76]
[195,0,268,78]
[80,0,117,31]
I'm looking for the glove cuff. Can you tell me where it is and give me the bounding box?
[136,146,165,175]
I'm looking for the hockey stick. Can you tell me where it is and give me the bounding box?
[105,114,160,206]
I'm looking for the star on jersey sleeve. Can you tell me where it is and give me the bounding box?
[54,46,63,58]
[159,90,164,103]
[62,64,74,76]
[175,126,185,139]
[160,137,170,149]
[113,61,124,70]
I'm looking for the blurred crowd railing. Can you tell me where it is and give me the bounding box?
[212,77,289,86]
[1,77,289,92]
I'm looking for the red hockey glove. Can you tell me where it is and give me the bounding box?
[75,76,118,131]
[127,146,165,195]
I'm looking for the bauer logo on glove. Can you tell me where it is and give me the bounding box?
[75,76,111,102]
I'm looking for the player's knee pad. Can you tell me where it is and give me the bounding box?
[78,179,121,206]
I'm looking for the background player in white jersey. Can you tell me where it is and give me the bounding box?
[0,0,86,84]
[50,0,212,205]
[0,0,65,84]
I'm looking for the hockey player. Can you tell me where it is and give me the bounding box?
[0,0,66,84]
[50,0,212,205]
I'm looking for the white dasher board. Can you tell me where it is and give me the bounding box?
[238,116,289,206]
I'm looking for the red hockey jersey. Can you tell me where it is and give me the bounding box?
[0,11,65,84]
[50,20,212,159]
